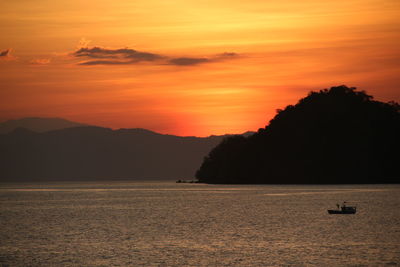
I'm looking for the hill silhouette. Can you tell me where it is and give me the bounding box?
[0,117,89,134]
[196,85,400,184]
[0,126,250,182]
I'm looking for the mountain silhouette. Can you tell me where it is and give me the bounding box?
[0,117,89,134]
[0,125,251,182]
[196,85,400,184]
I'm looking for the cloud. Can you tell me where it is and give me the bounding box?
[72,45,239,66]
[217,52,238,57]
[167,52,239,66]
[0,49,10,57]
[30,58,51,65]
[79,60,133,65]
[0,49,15,60]
[78,37,91,48]
[168,57,209,66]
[73,47,163,64]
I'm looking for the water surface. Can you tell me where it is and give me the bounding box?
[1,182,399,266]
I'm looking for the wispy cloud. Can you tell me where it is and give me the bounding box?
[78,37,92,48]
[167,53,238,66]
[0,49,10,57]
[79,59,134,65]
[0,49,15,60]
[168,57,209,66]
[72,45,239,66]
[30,58,51,65]
[74,47,163,63]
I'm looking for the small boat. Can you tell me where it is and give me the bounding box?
[328,202,357,214]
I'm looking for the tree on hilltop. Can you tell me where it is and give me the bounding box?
[196,85,400,184]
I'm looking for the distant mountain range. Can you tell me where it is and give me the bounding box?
[0,118,253,182]
[0,117,89,134]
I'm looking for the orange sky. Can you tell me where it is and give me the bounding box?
[1,0,399,136]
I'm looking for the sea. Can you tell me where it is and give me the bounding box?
[0,181,399,266]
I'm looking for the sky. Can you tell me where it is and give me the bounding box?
[1,0,399,136]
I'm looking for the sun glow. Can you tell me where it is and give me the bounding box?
[1,0,399,136]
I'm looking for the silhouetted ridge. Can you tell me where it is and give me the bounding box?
[196,85,400,184]
[0,117,88,133]
[0,125,251,182]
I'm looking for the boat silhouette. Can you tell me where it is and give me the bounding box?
[328,202,356,214]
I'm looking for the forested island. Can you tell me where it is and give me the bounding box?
[196,85,400,184]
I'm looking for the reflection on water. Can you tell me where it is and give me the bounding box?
[263,188,389,196]
[1,182,399,266]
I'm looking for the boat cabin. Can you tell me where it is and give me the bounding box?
[328,202,357,214]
